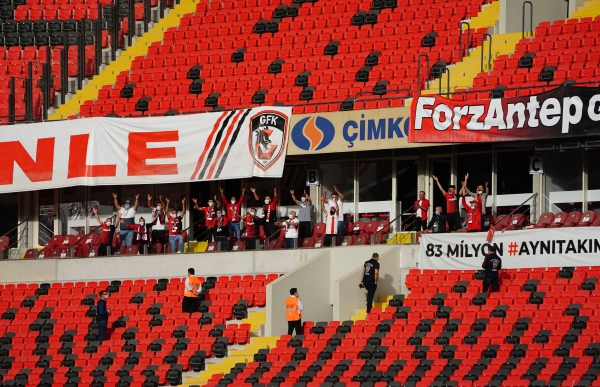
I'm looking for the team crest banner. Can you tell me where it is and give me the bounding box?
[409,85,600,142]
[0,107,291,193]
[419,227,600,270]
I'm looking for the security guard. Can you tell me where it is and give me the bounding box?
[482,246,502,293]
[182,268,202,313]
[285,288,303,336]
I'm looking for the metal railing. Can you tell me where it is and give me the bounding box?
[522,1,533,38]
[0,218,30,259]
[492,193,538,230]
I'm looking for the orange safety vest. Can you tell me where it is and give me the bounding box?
[285,296,301,321]
[185,275,201,298]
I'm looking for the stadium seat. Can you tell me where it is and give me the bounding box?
[563,211,582,227]
[548,212,568,227]
[534,212,555,228]
[576,210,596,226]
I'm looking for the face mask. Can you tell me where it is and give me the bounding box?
[156,206,162,211]
[124,204,131,210]
[106,221,112,226]
[477,190,483,194]
[471,204,476,209]
[231,200,236,204]
[208,202,214,207]
[290,214,295,218]
[172,213,177,218]
[435,211,440,215]
[301,197,306,202]
[217,214,222,218]
[330,211,336,215]
[250,211,255,215]
[139,222,145,226]
[265,200,270,204]
[104,294,109,299]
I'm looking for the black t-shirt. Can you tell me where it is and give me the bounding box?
[482,253,502,273]
[363,259,380,284]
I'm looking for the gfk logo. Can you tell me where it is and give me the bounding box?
[291,116,335,151]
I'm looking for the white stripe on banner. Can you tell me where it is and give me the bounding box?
[419,228,600,270]
[0,107,292,193]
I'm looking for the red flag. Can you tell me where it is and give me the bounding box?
[486,225,496,243]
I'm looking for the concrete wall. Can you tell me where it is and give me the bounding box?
[399,243,420,294]
[266,244,414,336]
[333,267,365,322]
[499,0,570,34]
[266,251,332,337]
[0,249,322,284]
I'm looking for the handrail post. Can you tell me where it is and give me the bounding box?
[522,1,533,38]
[416,53,430,95]
[459,22,471,61]
[438,67,450,97]
[481,33,492,73]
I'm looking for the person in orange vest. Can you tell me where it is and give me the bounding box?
[182,268,202,313]
[285,288,304,336]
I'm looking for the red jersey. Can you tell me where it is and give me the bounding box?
[168,216,182,236]
[262,196,278,222]
[199,206,217,226]
[244,215,257,238]
[211,215,228,231]
[100,223,112,244]
[445,192,459,214]
[222,194,244,222]
[462,196,482,231]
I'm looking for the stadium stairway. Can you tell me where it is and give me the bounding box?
[572,0,600,18]
[182,310,280,386]
[421,32,522,95]
[422,0,600,96]
[49,0,198,120]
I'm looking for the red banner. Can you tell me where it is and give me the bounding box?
[409,85,600,142]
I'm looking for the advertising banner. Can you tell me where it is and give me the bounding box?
[409,85,600,143]
[287,107,428,155]
[0,107,291,193]
[419,228,600,270]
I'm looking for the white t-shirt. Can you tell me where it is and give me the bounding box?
[328,199,343,218]
[325,213,338,235]
[285,218,299,238]
[118,207,136,226]
[416,199,424,218]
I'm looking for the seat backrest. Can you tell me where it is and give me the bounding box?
[364,221,379,234]
[48,235,64,248]
[352,221,365,234]
[536,212,555,227]
[48,248,60,258]
[313,223,326,237]
[579,210,596,226]
[551,212,568,226]
[206,242,217,252]
[314,237,324,248]
[495,215,511,229]
[354,235,368,245]
[232,241,245,251]
[58,248,69,258]
[24,248,38,259]
[124,245,138,256]
[563,211,582,227]
[341,236,354,246]
[376,221,390,233]
[302,237,315,248]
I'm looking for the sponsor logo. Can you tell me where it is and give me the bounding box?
[291,116,335,151]
[292,114,410,150]
[249,111,288,171]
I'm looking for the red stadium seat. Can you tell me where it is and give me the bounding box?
[563,211,582,227]
[548,212,568,227]
[576,210,596,226]
[534,212,555,228]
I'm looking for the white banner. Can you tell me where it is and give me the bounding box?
[419,228,600,270]
[0,107,291,193]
